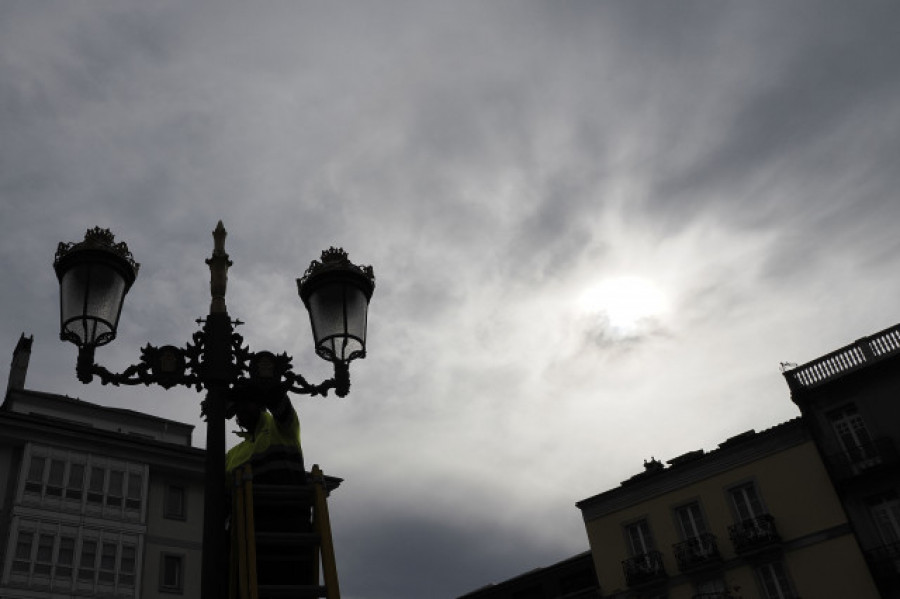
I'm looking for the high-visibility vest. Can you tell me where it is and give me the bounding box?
[225,410,304,480]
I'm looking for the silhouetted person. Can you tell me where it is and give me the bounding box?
[226,392,313,587]
[226,392,306,485]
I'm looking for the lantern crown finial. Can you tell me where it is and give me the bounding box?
[297,247,375,363]
[299,247,375,295]
[54,227,140,276]
[54,227,140,349]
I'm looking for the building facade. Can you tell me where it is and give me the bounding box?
[576,419,879,599]
[783,323,900,597]
[0,335,205,598]
[455,323,900,599]
[456,551,600,599]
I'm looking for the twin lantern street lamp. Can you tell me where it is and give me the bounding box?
[52,223,374,599]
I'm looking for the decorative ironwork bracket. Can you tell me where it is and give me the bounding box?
[76,323,350,413]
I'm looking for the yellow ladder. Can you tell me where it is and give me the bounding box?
[231,464,341,599]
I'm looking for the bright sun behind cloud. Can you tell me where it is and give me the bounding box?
[577,276,669,335]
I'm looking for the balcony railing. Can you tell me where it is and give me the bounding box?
[729,514,780,554]
[829,438,899,481]
[783,323,900,392]
[866,542,900,581]
[673,534,721,572]
[622,551,666,587]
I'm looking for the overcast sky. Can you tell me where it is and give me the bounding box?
[2,2,900,597]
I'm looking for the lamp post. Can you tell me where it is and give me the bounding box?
[53,223,374,599]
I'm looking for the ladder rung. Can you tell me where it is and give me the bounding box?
[258,584,328,598]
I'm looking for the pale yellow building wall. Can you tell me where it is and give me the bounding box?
[585,440,869,596]
[786,535,880,599]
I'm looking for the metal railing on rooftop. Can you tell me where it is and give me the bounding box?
[784,324,900,392]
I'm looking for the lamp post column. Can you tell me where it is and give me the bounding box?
[201,222,233,599]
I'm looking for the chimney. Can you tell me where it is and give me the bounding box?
[7,333,33,393]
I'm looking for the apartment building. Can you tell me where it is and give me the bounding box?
[0,335,205,598]
[576,419,879,599]
[783,323,900,597]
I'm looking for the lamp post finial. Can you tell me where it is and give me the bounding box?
[207,221,232,314]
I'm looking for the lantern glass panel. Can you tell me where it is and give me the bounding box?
[344,285,369,346]
[307,282,368,362]
[60,262,127,347]
[60,263,89,338]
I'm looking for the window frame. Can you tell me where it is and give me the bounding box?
[160,552,185,594]
[66,462,86,501]
[98,541,118,584]
[33,533,55,577]
[119,543,137,587]
[87,466,106,505]
[12,530,35,574]
[126,471,143,511]
[106,470,125,507]
[25,455,45,494]
[623,517,656,556]
[867,491,900,546]
[55,535,76,580]
[78,538,99,583]
[674,500,708,540]
[164,484,187,520]
[755,560,795,599]
[45,459,66,497]
[828,403,876,458]
[727,479,768,523]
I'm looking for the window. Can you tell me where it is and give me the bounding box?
[165,485,186,519]
[25,456,44,493]
[46,460,65,497]
[78,539,97,582]
[88,467,105,504]
[730,483,765,522]
[13,531,33,573]
[161,554,184,593]
[120,544,136,586]
[34,533,54,576]
[106,470,124,507]
[676,502,708,540]
[66,463,85,500]
[869,492,900,546]
[757,561,794,599]
[126,472,143,510]
[829,404,876,461]
[626,519,655,555]
[696,577,726,596]
[56,536,75,579]
[674,502,717,565]
[99,542,117,583]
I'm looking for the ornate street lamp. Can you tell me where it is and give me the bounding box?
[53,227,140,381]
[298,247,375,395]
[53,222,374,599]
